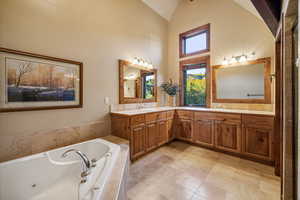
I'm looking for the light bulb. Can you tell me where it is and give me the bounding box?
[222,58,229,65]
[239,55,247,62]
[132,58,138,65]
[229,57,237,64]
[248,52,255,60]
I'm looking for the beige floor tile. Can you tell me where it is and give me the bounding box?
[127,141,280,200]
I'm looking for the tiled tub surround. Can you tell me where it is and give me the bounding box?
[111,107,276,165]
[0,120,110,162]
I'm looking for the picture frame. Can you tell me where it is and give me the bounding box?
[0,47,83,112]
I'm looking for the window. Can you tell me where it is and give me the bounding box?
[142,72,155,99]
[179,24,210,58]
[180,56,211,107]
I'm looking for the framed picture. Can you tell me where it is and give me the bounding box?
[0,48,83,112]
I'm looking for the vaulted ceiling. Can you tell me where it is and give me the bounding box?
[141,0,263,21]
[141,0,181,21]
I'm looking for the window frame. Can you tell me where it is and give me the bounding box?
[142,71,155,99]
[179,56,211,107]
[179,24,210,58]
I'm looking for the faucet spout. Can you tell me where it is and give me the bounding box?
[61,149,91,169]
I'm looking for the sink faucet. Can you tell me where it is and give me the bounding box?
[137,99,144,109]
[61,149,91,183]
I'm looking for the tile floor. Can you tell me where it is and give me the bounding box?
[127,141,280,200]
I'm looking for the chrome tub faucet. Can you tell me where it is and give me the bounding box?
[61,149,91,183]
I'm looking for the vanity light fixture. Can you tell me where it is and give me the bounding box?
[131,57,154,69]
[222,52,256,66]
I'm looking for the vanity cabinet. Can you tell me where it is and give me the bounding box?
[175,119,193,141]
[112,111,170,160]
[242,115,274,161]
[157,120,168,146]
[193,119,214,147]
[193,112,242,153]
[111,116,130,139]
[167,111,175,141]
[167,119,175,141]
[111,109,275,164]
[131,125,147,159]
[214,121,242,153]
[175,110,193,141]
[146,122,158,151]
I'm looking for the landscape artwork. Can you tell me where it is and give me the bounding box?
[0,48,82,112]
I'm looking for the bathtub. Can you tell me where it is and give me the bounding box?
[0,138,121,200]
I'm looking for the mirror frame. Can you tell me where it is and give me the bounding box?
[212,57,272,104]
[119,59,157,104]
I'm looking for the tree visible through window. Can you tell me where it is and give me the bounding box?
[183,64,207,106]
[143,73,155,99]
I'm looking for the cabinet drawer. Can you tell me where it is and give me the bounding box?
[176,110,193,120]
[167,110,175,119]
[214,113,241,124]
[157,112,167,121]
[243,115,274,129]
[194,112,216,121]
[145,113,158,122]
[131,115,145,126]
[194,112,241,123]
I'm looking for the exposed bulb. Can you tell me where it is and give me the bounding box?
[248,52,255,60]
[222,58,229,65]
[239,55,247,62]
[229,56,237,64]
[132,57,138,65]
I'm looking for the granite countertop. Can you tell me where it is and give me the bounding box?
[110,106,275,116]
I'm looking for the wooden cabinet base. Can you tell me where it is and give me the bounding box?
[111,111,276,167]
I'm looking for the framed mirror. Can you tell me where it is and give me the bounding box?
[212,57,271,104]
[119,60,157,104]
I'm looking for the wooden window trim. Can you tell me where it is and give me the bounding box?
[179,24,210,58]
[179,56,211,107]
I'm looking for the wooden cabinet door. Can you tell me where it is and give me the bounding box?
[146,122,158,151]
[131,125,146,159]
[243,127,273,161]
[214,121,241,153]
[158,120,168,146]
[193,120,214,147]
[167,119,174,141]
[111,116,130,140]
[175,119,192,141]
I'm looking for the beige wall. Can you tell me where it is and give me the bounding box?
[0,0,168,160]
[168,0,275,111]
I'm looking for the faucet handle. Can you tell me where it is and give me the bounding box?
[81,171,90,178]
[91,158,97,168]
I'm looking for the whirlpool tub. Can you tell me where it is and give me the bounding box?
[0,139,121,200]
